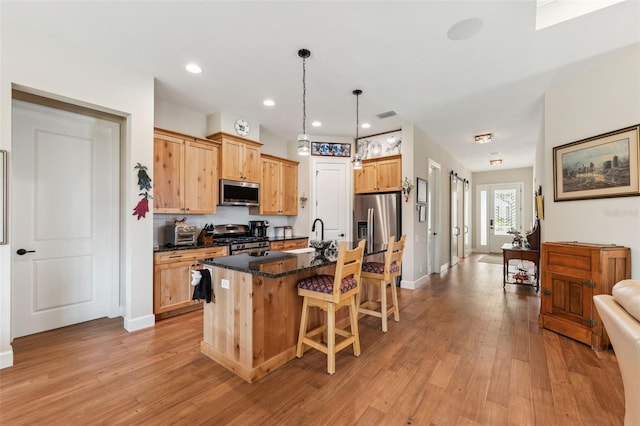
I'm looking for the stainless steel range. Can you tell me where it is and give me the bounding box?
[212,224,270,255]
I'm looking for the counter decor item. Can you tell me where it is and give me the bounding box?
[553,124,639,201]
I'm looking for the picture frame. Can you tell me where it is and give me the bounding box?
[311,141,351,157]
[553,124,640,202]
[1,150,6,244]
[417,177,427,205]
[418,204,427,222]
[355,129,402,159]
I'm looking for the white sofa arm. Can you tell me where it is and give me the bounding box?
[594,279,640,426]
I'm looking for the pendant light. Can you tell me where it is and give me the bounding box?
[352,89,363,169]
[297,49,311,156]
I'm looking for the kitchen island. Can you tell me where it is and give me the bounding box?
[199,243,383,382]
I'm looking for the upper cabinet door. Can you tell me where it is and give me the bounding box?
[154,132,185,214]
[154,128,220,215]
[221,139,244,181]
[376,157,402,191]
[184,140,218,214]
[280,160,298,215]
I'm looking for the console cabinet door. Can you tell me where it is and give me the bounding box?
[154,259,195,314]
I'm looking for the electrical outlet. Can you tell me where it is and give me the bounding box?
[221,278,230,289]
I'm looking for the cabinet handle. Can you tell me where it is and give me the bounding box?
[168,255,182,258]
[543,288,551,296]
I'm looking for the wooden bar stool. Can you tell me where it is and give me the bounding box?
[296,240,366,374]
[358,235,406,332]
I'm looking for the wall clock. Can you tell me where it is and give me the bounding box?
[234,119,250,136]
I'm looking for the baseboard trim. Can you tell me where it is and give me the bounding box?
[400,274,430,290]
[440,263,449,274]
[124,314,155,332]
[1,349,14,369]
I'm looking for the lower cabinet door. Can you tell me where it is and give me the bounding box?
[154,260,196,314]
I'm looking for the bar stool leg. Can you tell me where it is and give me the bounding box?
[296,297,309,358]
[327,303,336,374]
[349,296,361,356]
[380,281,388,332]
[390,280,400,322]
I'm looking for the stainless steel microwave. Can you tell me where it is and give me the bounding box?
[219,179,260,206]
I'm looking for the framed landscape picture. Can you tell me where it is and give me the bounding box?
[553,124,640,201]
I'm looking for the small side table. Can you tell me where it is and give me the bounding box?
[501,243,540,292]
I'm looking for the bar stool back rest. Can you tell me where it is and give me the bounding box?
[296,240,366,374]
[359,234,406,332]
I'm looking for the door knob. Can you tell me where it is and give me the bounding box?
[16,249,36,255]
[338,233,345,237]
[543,288,551,296]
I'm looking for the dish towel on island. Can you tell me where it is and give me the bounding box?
[192,268,213,303]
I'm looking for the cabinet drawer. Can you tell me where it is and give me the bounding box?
[155,250,196,263]
[193,246,228,259]
[270,238,308,251]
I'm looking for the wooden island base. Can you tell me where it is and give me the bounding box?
[201,263,340,383]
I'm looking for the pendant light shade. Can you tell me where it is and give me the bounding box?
[297,49,311,156]
[352,89,363,169]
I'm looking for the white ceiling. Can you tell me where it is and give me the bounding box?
[3,1,639,172]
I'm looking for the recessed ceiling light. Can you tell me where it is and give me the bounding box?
[263,99,275,106]
[311,121,322,127]
[490,159,503,166]
[474,133,493,144]
[185,63,203,74]
[361,123,371,129]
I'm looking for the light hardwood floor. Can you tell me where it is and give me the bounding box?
[0,254,625,425]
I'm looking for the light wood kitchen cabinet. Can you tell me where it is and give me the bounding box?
[154,245,228,319]
[354,154,402,193]
[206,132,262,183]
[154,128,220,214]
[539,241,630,350]
[251,154,299,215]
[269,238,309,251]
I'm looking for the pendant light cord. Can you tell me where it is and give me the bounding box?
[355,91,359,140]
[302,55,307,135]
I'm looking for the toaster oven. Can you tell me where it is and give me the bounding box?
[165,223,197,246]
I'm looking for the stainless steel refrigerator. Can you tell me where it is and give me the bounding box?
[353,192,401,253]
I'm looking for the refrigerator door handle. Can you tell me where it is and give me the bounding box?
[367,208,374,247]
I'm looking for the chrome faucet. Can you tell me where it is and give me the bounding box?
[311,218,324,241]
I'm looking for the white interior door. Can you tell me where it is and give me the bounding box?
[450,173,464,266]
[427,160,441,274]
[11,100,120,338]
[476,183,523,253]
[313,160,349,242]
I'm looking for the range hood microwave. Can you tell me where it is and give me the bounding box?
[219,179,260,207]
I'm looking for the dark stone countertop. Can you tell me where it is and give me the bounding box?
[153,242,230,253]
[200,242,387,279]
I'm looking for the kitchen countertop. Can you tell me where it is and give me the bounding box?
[200,242,386,279]
[153,242,229,253]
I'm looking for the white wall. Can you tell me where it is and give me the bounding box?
[544,44,640,278]
[1,21,156,367]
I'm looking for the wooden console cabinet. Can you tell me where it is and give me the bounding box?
[539,241,630,350]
